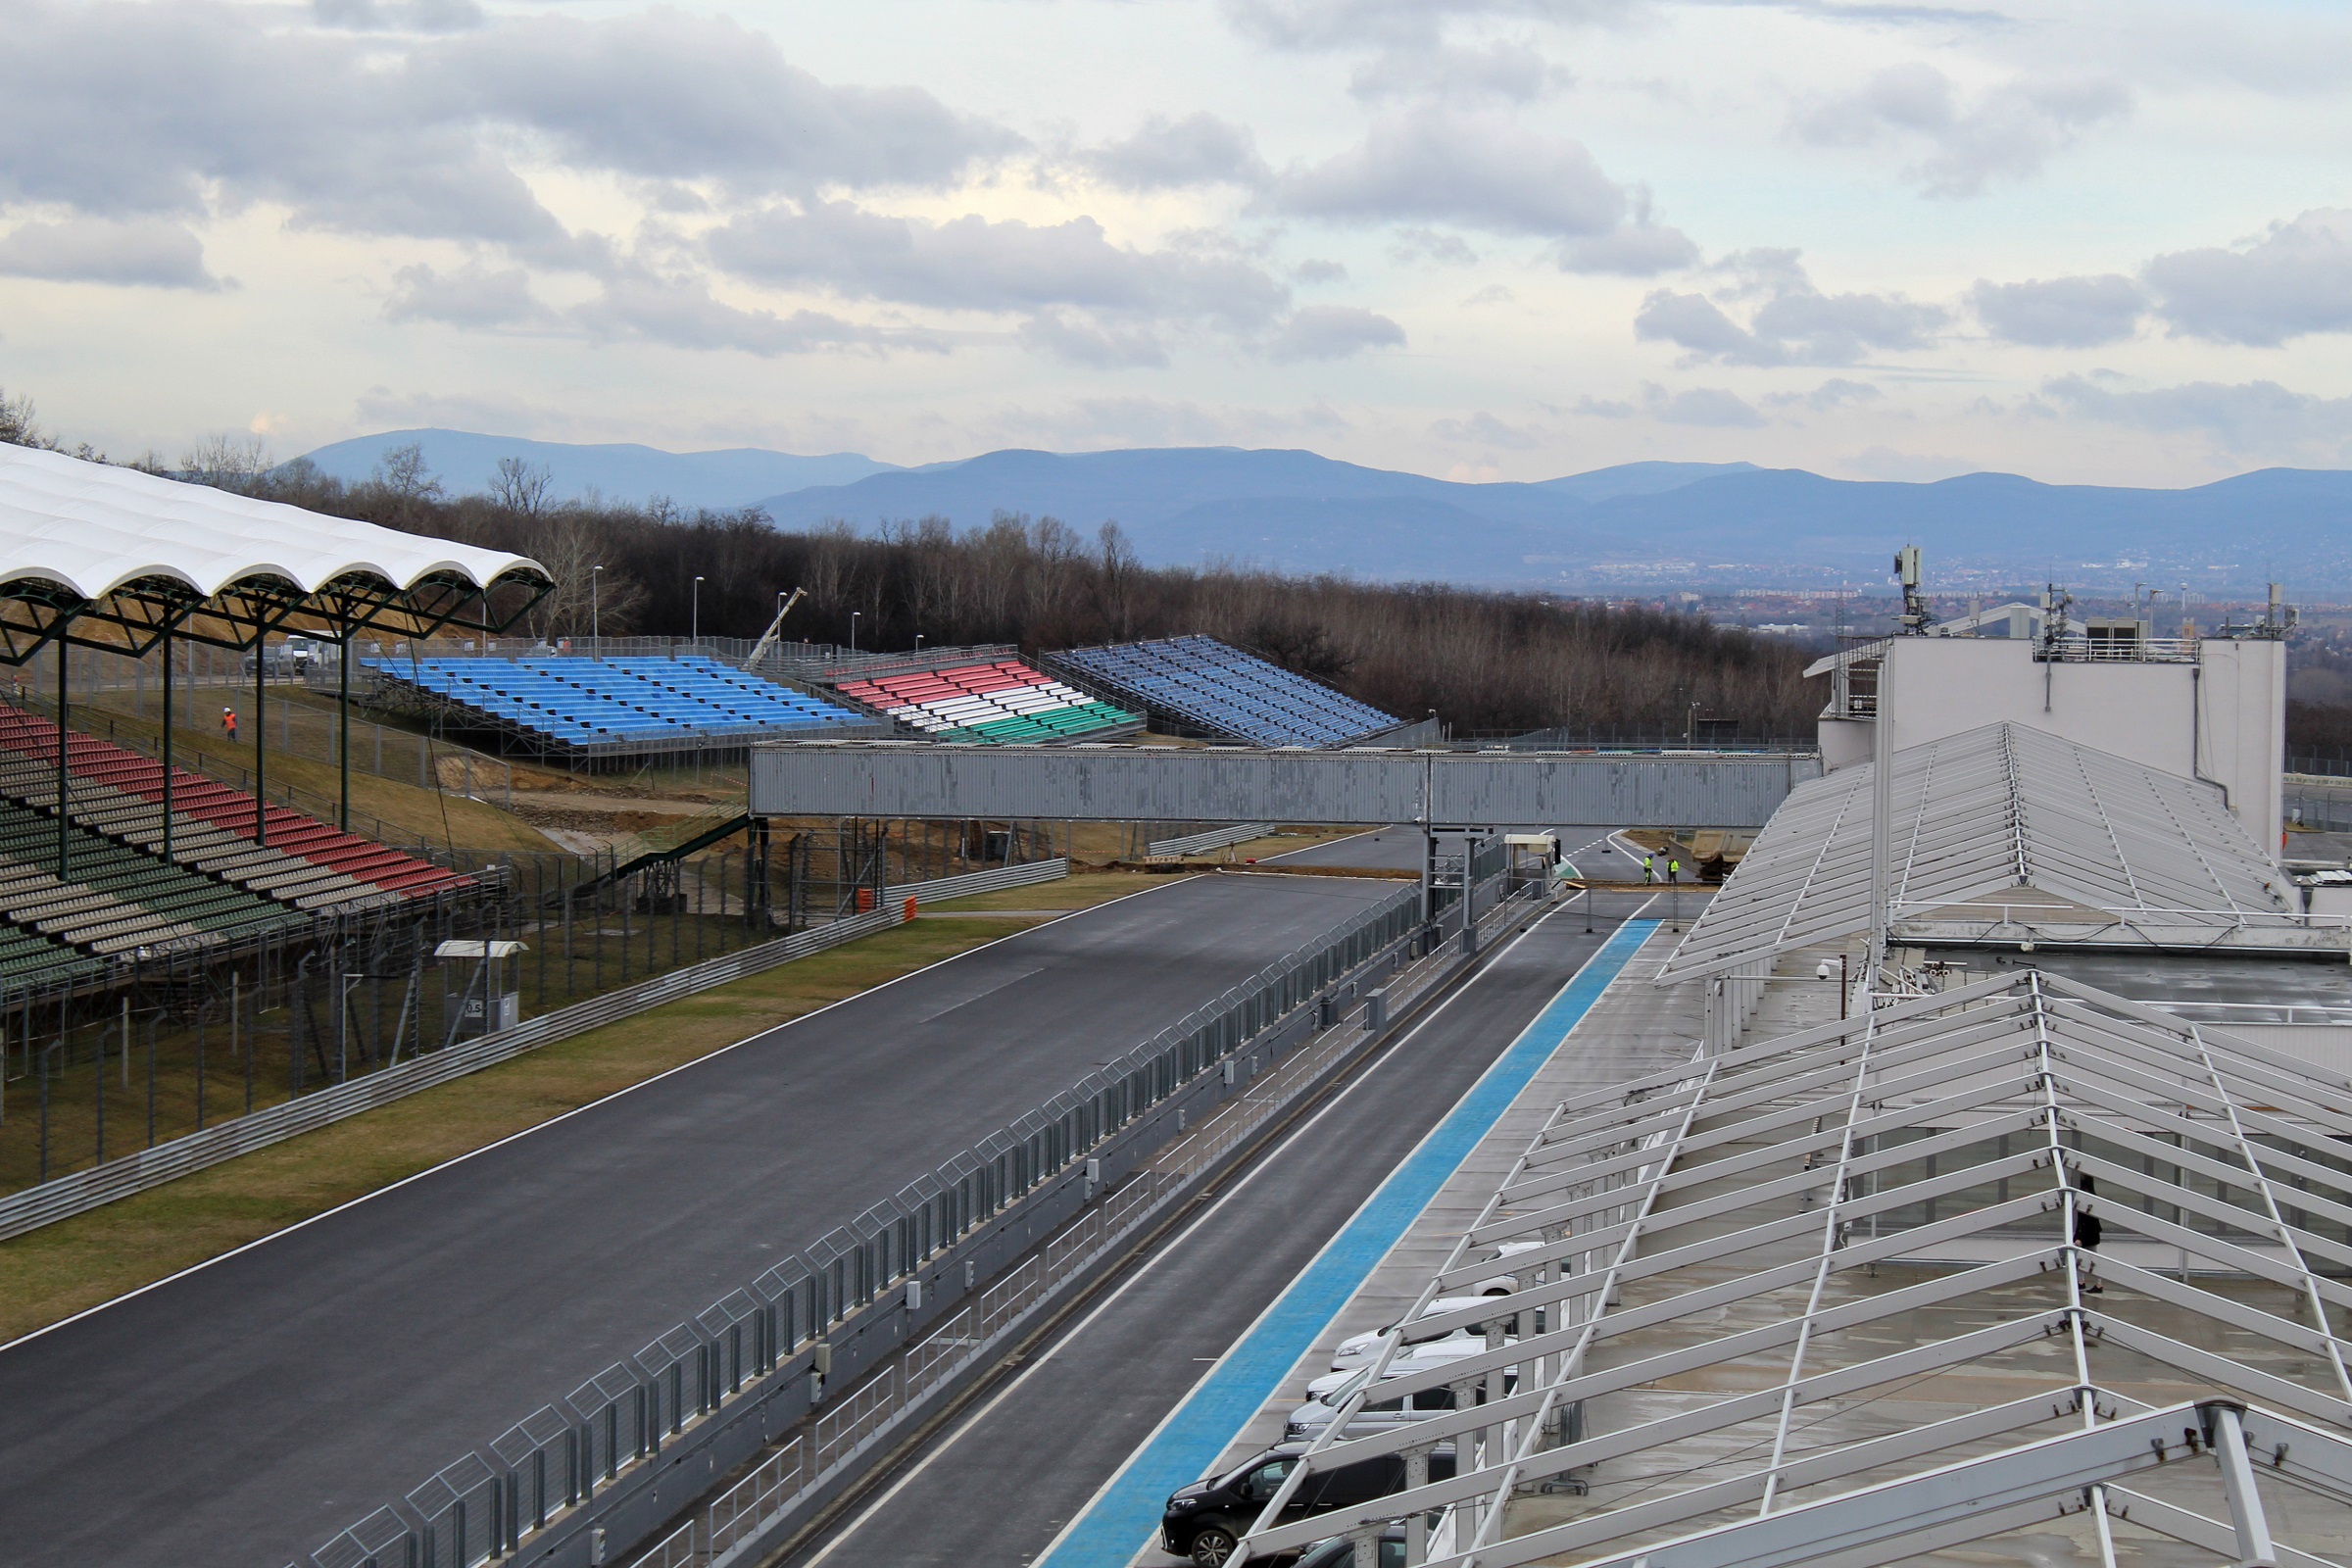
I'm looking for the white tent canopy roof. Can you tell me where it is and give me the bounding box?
[0,444,542,605]
[1659,721,2314,983]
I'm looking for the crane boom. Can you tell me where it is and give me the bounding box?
[745,587,807,669]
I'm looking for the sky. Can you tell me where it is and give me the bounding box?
[1,0,2349,488]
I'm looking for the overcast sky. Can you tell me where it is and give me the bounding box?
[1,0,2347,487]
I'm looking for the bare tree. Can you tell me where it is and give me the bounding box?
[1095,520,1140,642]
[0,389,53,450]
[489,457,555,518]
[181,433,273,494]
[367,442,445,525]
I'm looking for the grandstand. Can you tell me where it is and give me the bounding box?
[0,705,473,989]
[1046,635,1397,747]
[826,657,1143,744]
[365,654,882,765]
[0,705,467,909]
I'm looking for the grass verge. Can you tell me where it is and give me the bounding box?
[0,891,1142,1344]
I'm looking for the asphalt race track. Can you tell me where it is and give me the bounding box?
[0,872,1400,1568]
[793,892,1663,1568]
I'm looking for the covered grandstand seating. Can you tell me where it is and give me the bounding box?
[0,706,466,909]
[1047,635,1396,747]
[828,661,1140,744]
[366,655,872,754]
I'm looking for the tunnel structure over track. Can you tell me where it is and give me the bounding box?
[748,742,1821,828]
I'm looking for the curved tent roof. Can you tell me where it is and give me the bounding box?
[0,444,548,657]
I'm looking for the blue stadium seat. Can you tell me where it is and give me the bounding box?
[1049,636,1396,748]
[361,655,872,754]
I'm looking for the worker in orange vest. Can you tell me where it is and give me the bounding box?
[222,706,238,742]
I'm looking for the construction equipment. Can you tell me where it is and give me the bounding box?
[745,587,808,670]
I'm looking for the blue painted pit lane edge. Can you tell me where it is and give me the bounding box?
[1032,915,1660,1568]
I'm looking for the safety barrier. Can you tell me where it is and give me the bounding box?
[1145,822,1279,857]
[629,871,1545,1568]
[298,877,1455,1568]
[0,859,1069,1244]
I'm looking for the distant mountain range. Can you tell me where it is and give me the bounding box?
[292,429,2352,591]
[297,428,897,513]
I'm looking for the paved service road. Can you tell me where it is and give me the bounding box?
[0,873,1400,1568]
[792,892,1661,1568]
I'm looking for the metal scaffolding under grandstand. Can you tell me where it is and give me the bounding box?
[1660,721,2330,988]
[1236,968,2352,1568]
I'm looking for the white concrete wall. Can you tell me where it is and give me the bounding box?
[1823,636,2283,853]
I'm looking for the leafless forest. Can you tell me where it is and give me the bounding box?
[2,409,1825,738]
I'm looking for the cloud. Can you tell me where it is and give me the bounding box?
[0,2,1012,250]
[1083,114,1267,190]
[1265,305,1406,360]
[1274,106,1693,271]
[1790,63,2130,197]
[2144,209,2352,347]
[1390,227,1480,266]
[1431,411,1540,448]
[1557,209,1698,276]
[0,216,222,289]
[708,201,1291,333]
[979,394,1352,451]
[1647,385,1764,427]
[569,275,935,357]
[2040,374,2352,460]
[1348,39,1563,103]
[383,262,551,327]
[1637,251,1943,366]
[1225,0,1631,51]
[1017,311,1170,368]
[1968,272,2144,347]
[1295,258,1350,284]
[311,0,481,31]
[1763,377,1883,411]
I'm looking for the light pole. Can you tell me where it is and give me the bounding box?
[691,575,704,650]
[591,564,602,655]
[850,611,860,654]
[914,631,924,655]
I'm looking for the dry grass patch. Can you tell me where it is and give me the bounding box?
[0,911,1099,1344]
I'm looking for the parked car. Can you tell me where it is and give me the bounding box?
[1294,1526,1407,1568]
[1161,1445,1451,1567]
[1287,1341,1502,1440]
[1331,1298,1506,1371]
[1473,1240,1545,1296]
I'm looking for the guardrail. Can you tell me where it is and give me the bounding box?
[0,859,1069,1245]
[1147,822,1278,857]
[630,872,1548,1568]
[299,876,1461,1568]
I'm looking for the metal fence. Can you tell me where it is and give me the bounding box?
[0,858,1069,1244]
[627,870,1548,1568]
[1146,822,1280,857]
[298,878,1440,1568]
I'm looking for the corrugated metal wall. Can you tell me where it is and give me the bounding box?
[748,744,1820,827]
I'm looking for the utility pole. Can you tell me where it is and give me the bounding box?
[691,575,703,650]
[590,564,602,654]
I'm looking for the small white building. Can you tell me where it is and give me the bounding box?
[1811,616,2286,854]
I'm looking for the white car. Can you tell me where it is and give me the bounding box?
[1474,1241,1547,1296]
[1331,1298,1509,1371]
[1287,1341,1507,1440]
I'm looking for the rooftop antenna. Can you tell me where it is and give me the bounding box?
[1894,546,1928,634]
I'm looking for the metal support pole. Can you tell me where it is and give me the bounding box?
[338,631,352,831]
[2209,1405,2278,1567]
[55,637,69,880]
[161,627,174,860]
[1868,665,1891,985]
[254,633,269,846]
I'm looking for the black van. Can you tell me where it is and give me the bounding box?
[1160,1444,1452,1566]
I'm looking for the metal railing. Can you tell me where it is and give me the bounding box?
[301,876,1471,1568]
[1147,822,1279,857]
[624,874,1549,1568]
